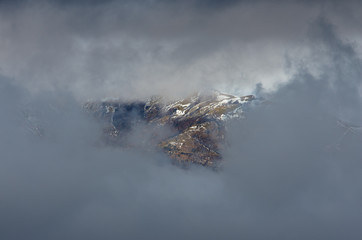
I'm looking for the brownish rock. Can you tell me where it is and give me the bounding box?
[84,92,255,167]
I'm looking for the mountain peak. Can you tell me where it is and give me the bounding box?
[84,92,256,167]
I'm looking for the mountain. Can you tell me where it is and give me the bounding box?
[84,92,257,167]
[21,91,361,168]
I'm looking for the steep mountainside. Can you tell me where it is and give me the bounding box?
[84,92,256,167]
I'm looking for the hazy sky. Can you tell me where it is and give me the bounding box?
[0,1,362,240]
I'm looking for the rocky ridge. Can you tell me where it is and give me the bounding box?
[84,92,256,167]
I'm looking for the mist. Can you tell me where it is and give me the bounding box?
[0,0,362,100]
[0,1,362,240]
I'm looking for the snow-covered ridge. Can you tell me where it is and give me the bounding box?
[147,91,256,123]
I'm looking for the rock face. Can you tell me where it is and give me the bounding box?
[84,92,256,167]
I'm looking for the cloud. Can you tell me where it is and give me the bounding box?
[0,1,362,240]
[0,0,361,100]
[223,17,362,239]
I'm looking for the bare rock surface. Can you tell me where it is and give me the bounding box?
[84,92,256,167]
